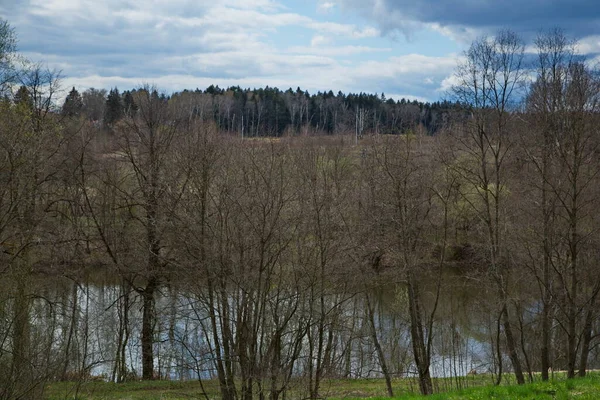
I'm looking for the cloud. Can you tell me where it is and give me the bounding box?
[576,35,600,55]
[387,93,429,103]
[0,0,458,102]
[6,0,379,55]
[288,45,391,57]
[438,74,461,94]
[317,2,336,14]
[311,35,332,47]
[336,0,600,43]
[53,50,458,103]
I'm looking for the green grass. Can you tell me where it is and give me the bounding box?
[45,379,220,400]
[342,374,600,400]
[44,373,600,399]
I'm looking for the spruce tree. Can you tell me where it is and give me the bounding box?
[61,87,83,117]
[104,87,123,127]
[13,85,33,110]
[122,90,138,117]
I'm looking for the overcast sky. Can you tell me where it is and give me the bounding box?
[1,0,599,102]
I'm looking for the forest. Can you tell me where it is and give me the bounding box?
[1,19,600,400]
[65,77,466,138]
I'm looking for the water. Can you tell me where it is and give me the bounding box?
[3,271,595,388]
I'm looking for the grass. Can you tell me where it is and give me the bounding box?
[44,373,600,399]
[403,374,600,400]
[338,374,600,400]
[44,380,219,400]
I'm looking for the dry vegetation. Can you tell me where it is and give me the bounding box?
[1,23,600,400]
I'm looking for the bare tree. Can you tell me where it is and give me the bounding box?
[451,30,527,385]
[359,134,442,395]
[114,86,184,380]
[520,28,575,381]
[0,64,67,399]
[545,62,600,378]
[81,88,107,122]
[0,19,17,96]
[292,138,357,399]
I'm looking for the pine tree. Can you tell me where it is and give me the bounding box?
[61,87,83,117]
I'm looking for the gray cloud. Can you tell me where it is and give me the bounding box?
[337,0,600,41]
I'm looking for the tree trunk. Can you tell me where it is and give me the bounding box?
[540,169,552,382]
[495,310,503,386]
[366,292,394,397]
[578,291,598,377]
[501,304,525,385]
[113,280,130,382]
[540,272,551,381]
[566,281,577,379]
[141,277,158,380]
[11,274,32,399]
[62,282,79,380]
[407,272,433,396]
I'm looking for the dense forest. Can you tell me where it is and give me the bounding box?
[1,19,600,400]
[63,82,467,138]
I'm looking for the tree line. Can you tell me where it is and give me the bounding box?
[1,20,600,400]
[59,84,467,137]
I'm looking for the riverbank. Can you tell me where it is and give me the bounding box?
[44,373,600,399]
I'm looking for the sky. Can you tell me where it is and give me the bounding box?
[1,0,600,102]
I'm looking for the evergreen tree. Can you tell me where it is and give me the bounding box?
[13,85,33,111]
[122,90,138,117]
[61,87,83,117]
[104,87,123,126]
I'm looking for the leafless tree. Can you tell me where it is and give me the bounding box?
[520,28,576,381]
[451,30,527,385]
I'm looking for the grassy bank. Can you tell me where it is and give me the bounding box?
[44,373,600,399]
[388,374,600,400]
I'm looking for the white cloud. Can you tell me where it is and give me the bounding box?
[288,45,392,56]
[308,21,380,38]
[426,22,481,44]
[387,93,430,103]
[311,35,332,47]
[353,54,458,79]
[5,0,458,101]
[576,35,600,55]
[317,1,336,14]
[54,49,459,103]
[438,74,461,93]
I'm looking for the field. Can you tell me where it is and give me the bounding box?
[44,373,600,399]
